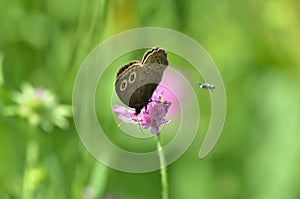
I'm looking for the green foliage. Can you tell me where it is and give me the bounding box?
[1,0,300,199]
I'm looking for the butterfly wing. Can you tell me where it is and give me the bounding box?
[139,47,168,88]
[128,47,169,114]
[115,47,169,115]
[141,47,168,66]
[115,61,142,107]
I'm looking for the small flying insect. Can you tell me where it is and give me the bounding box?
[199,83,216,90]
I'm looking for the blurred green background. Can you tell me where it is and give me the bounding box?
[1,0,300,199]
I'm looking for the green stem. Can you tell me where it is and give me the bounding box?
[157,135,168,199]
[22,128,39,199]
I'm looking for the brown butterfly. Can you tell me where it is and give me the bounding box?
[115,47,168,115]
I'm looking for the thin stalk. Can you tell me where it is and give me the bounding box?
[22,127,39,199]
[157,135,168,199]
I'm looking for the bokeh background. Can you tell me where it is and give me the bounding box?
[1,0,300,199]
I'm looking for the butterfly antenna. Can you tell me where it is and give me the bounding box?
[117,121,123,127]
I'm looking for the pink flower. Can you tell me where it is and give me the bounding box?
[113,90,171,135]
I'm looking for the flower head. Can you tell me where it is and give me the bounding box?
[113,89,171,135]
[4,82,72,132]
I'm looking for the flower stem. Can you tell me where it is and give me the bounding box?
[157,135,168,199]
[22,128,39,199]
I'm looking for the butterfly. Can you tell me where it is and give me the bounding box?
[115,47,168,115]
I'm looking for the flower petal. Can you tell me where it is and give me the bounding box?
[112,105,129,114]
[112,88,171,135]
[118,114,136,123]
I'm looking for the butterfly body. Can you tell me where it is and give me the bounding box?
[115,47,168,115]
